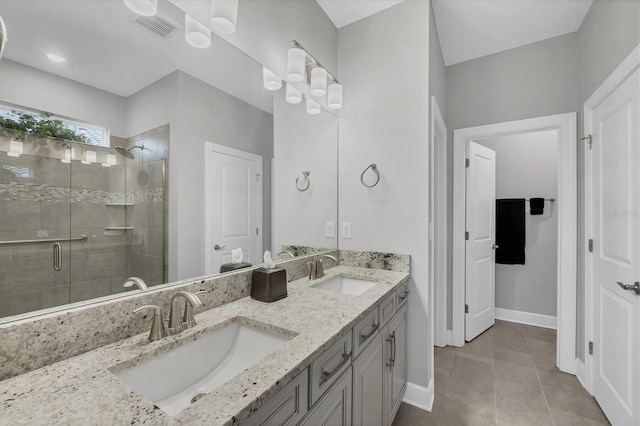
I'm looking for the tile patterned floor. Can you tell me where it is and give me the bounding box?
[392,320,610,426]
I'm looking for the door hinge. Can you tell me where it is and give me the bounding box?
[588,239,593,252]
[256,173,261,182]
[465,158,470,168]
[465,304,469,314]
[256,227,259,235]
[581,135,593,149]
[589,341,593,355]
[465,231,469,241]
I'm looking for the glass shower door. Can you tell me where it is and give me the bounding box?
[0,133,72,318]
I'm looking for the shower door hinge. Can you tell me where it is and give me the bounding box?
[465,304,469,314]
[589,341,593,355]
[465,231,469,241]
[582,135,593,149]
[588,239,593,252]
[465,158,470,168]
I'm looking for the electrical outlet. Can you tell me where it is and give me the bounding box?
[325,221,335,238]
[341,222,352,239]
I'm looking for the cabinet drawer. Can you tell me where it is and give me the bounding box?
[353,308,380,359]
[395,282,409,309]
[301,367,352,426]
[379,293,396,327]
[310,330,353,406]
[245,368,308,426]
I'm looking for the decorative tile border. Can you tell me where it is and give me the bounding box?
[0,183,162,204]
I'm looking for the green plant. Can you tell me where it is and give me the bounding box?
[0,111,89,143]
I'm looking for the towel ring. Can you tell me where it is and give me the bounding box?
[296,171,311,191]
[360,163,380,188]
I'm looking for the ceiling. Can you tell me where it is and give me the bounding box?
[316,0,405,28]
[432,0,594,66]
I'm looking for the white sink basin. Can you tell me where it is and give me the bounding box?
[312,276,378,296]
[112,320,292,416]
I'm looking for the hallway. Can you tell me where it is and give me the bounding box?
[393,320,609,425]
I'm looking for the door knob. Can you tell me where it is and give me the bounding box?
[492,244,499,250]
[213,244,226,251]
[616,281,640,295]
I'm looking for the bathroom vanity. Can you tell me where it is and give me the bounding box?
[0,251,410,425]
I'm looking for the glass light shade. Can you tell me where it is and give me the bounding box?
[306,96,321,115]
[81,150,97,165]
[123,0,157,16]
[286,83,302,104]
[287,47,306,82]
[328,83,343,110]
[185,15,211,48]
[262,67,282,91]
[210,0,238,35]
[310,67,327,97]
[7,140,23,157]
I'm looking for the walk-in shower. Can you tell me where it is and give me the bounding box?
[0,122,168,319]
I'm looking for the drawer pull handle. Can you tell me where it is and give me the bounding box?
[359,322,379,344]
[321,351,351,385]
[385,336,394,370]
[398,289,409,302]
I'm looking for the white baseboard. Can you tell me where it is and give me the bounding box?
[403,379,434,412]
[495,308,557,329]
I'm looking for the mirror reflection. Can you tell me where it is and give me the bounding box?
[0,0,338,320]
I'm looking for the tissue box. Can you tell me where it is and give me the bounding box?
[251,267,287,302]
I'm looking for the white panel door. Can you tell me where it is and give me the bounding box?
[465,142,496,341]
[206,144,260,274]
[590,67,640,426]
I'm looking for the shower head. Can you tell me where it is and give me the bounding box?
[114,144,145,159]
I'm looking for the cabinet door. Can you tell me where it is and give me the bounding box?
[301,367,352,426]
[384,306,408,425]
[244,369,308,425]
[353,334,384,426]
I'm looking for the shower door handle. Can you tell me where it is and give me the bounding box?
[53,242,61,271]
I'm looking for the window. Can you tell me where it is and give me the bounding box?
[0,103,109,147]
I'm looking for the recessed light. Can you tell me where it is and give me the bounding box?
[45,53,66,63]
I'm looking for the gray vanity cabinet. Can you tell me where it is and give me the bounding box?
[352,333,384,425]
[300,367,353,426]
[384,305,408,425]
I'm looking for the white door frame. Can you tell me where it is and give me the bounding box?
[204,141,263,275]
[452,113,577,374]
[430,97,449,347]
[583,43,640,394]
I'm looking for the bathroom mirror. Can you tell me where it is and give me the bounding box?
[0,0,338,322]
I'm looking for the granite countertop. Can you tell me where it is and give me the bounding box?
[0,265,409,425]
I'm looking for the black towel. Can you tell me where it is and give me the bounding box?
[496,199,526,265]
[530,198,545,215]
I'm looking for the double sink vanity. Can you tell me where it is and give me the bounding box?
[0,250,410,425]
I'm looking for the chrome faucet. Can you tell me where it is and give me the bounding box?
[133,305,167,341]
[277,250,295,259]
[123,277,148,291]
[168,290,205,334]
[316,255,338,279]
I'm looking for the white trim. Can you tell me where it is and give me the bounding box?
[453,113,577,374]
[495,308,556,329]
[204,142,263,275]
[583,42,640,395]
[403,380,434,412]
[431,97,449,348]
[576,358,588,392]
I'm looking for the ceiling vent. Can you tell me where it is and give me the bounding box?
[128,13,179,39]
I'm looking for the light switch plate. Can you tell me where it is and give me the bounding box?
[325,221,335,238]
[341,222,352,239]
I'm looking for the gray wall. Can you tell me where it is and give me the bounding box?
[338,0,432,394]
[478,131,558,317]
[0,59,127,137]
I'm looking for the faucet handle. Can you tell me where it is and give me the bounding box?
[316,255,338,279]
[133,305,167,341]
[306,261,316,280]
[182,291,205,328]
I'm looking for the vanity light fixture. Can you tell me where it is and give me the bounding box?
[45,53,66,63]
[310,67,327,97]
[306,96,321,115]
[287,47,306,82]
[286,83,302,104]
[81,150,97,165]
[124,0,157,17]
[61,147,75,163]
[262,67,282,91]
[7,140,23,157]
[185,14,211,49]
[210,0,238,35]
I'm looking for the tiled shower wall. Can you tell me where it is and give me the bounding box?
[0,127,167,318]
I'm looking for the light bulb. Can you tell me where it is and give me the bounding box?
[287,47,306,83]
[310,67,327,97]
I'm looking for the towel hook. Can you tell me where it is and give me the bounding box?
[296,170,311,191]
[360,163,380,188]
